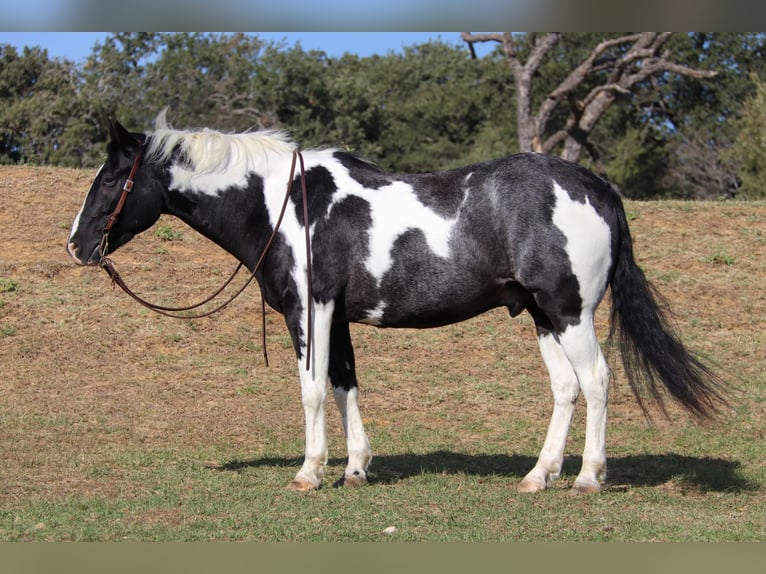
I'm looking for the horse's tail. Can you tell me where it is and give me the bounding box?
[608,196,726,418]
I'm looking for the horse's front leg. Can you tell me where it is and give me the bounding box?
[287,300,335,492]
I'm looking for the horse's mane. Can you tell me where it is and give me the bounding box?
[145,109,297,174]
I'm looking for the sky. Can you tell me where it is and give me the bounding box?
[0,0,533,36]
[0,1,756,34]
[0,32,497,63]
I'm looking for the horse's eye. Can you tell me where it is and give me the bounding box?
[102,175,117,187]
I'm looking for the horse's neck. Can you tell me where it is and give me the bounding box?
[163,183,271,269]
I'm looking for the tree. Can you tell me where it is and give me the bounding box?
[658,33,766,199]
[322,41,516,172]
[1,31,761,200]
[723,74,766,199]
[145,33,268,131]
[461,32,718,165]
[0,45,82,165]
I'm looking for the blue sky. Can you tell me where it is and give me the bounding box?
[0,1,530,33]
[0,1,753,34]
[0,32,497,63]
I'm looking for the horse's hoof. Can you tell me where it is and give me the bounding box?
[518,476,547,493]
[569,482,602,495]
[333,472,368,488]
[287,479,319,493]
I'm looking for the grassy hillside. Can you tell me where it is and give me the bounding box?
[1,165,764,541]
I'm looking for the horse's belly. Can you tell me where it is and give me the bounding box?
[346,270,524,329]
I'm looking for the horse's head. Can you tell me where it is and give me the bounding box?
[67,120,165,266]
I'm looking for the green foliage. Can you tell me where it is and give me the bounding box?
[603,127,676,199]
[707,252,735,266]
[0,324,17,337]
[1,32,765,197]
[251,41,516,172]
[723,74,766,199]
[0,278,19,292]
[154,224,183,242]
[0,45,84,166]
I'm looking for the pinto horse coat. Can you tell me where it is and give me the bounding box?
[67,114,724,493]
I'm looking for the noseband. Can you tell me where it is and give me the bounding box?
[98,146,314,370]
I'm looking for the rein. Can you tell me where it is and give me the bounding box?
[98,148,314,370]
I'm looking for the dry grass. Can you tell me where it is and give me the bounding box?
[1,165,764,541]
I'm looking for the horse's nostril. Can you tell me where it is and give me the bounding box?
[67,241,84,264]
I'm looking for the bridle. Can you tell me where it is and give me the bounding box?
[98,142,145,262]
[98,144,314,370]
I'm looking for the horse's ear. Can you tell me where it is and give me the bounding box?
[109,119,137,149]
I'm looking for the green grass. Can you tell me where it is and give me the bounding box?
[707,252,735,266]
[1,443,761,542]
[0,278,19,293]
[1,324,17,336]
[154,224,183,241]
[1,192,765,542]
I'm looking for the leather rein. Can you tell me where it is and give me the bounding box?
[98,145,314,370]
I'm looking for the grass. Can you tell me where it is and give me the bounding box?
[154,224,183,242]
[1,324,18,337]
[0,278,20,293]
[1,165,765,542]
[707,251,736,266]
[2,446,761,542]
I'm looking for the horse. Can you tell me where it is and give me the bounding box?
[67,112,725,493]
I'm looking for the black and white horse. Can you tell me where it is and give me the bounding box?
[67,112,723,493]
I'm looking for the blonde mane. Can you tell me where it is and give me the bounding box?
[145,109,296,175]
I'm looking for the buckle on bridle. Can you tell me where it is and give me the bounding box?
[98,143,144,265]
[98,230,110,264]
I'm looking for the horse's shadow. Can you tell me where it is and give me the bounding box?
[213,451,755,492]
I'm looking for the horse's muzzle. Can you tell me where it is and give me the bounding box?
[66,241,97,266]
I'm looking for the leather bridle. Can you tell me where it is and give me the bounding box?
[98,147,314,370]
[98,142,145,262]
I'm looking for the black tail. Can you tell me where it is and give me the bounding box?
[609,198,726,419]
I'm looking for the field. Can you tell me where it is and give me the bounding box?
[1,165,765,541]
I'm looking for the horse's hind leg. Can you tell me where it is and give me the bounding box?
[519,321,581,493]
[520,307,609,493]
[558,314,610,493]
[329,321,372,487]
[333,386,372,487]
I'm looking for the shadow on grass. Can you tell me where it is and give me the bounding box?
[213,451,757,493]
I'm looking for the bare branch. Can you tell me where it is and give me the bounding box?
[465,32,718,162]
[462,32,516,61]
[534,33,647,134]
[546,34,646,102]
[461,32,506,45]
[623,59,718,86]
[524,33,560,77]
[581,83,631,107]
[541,129,570,154]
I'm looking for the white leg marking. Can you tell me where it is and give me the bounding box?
[520,332,580,492]
[333,386,372,486]
[290,301,334,491]
[558,316,610,493]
